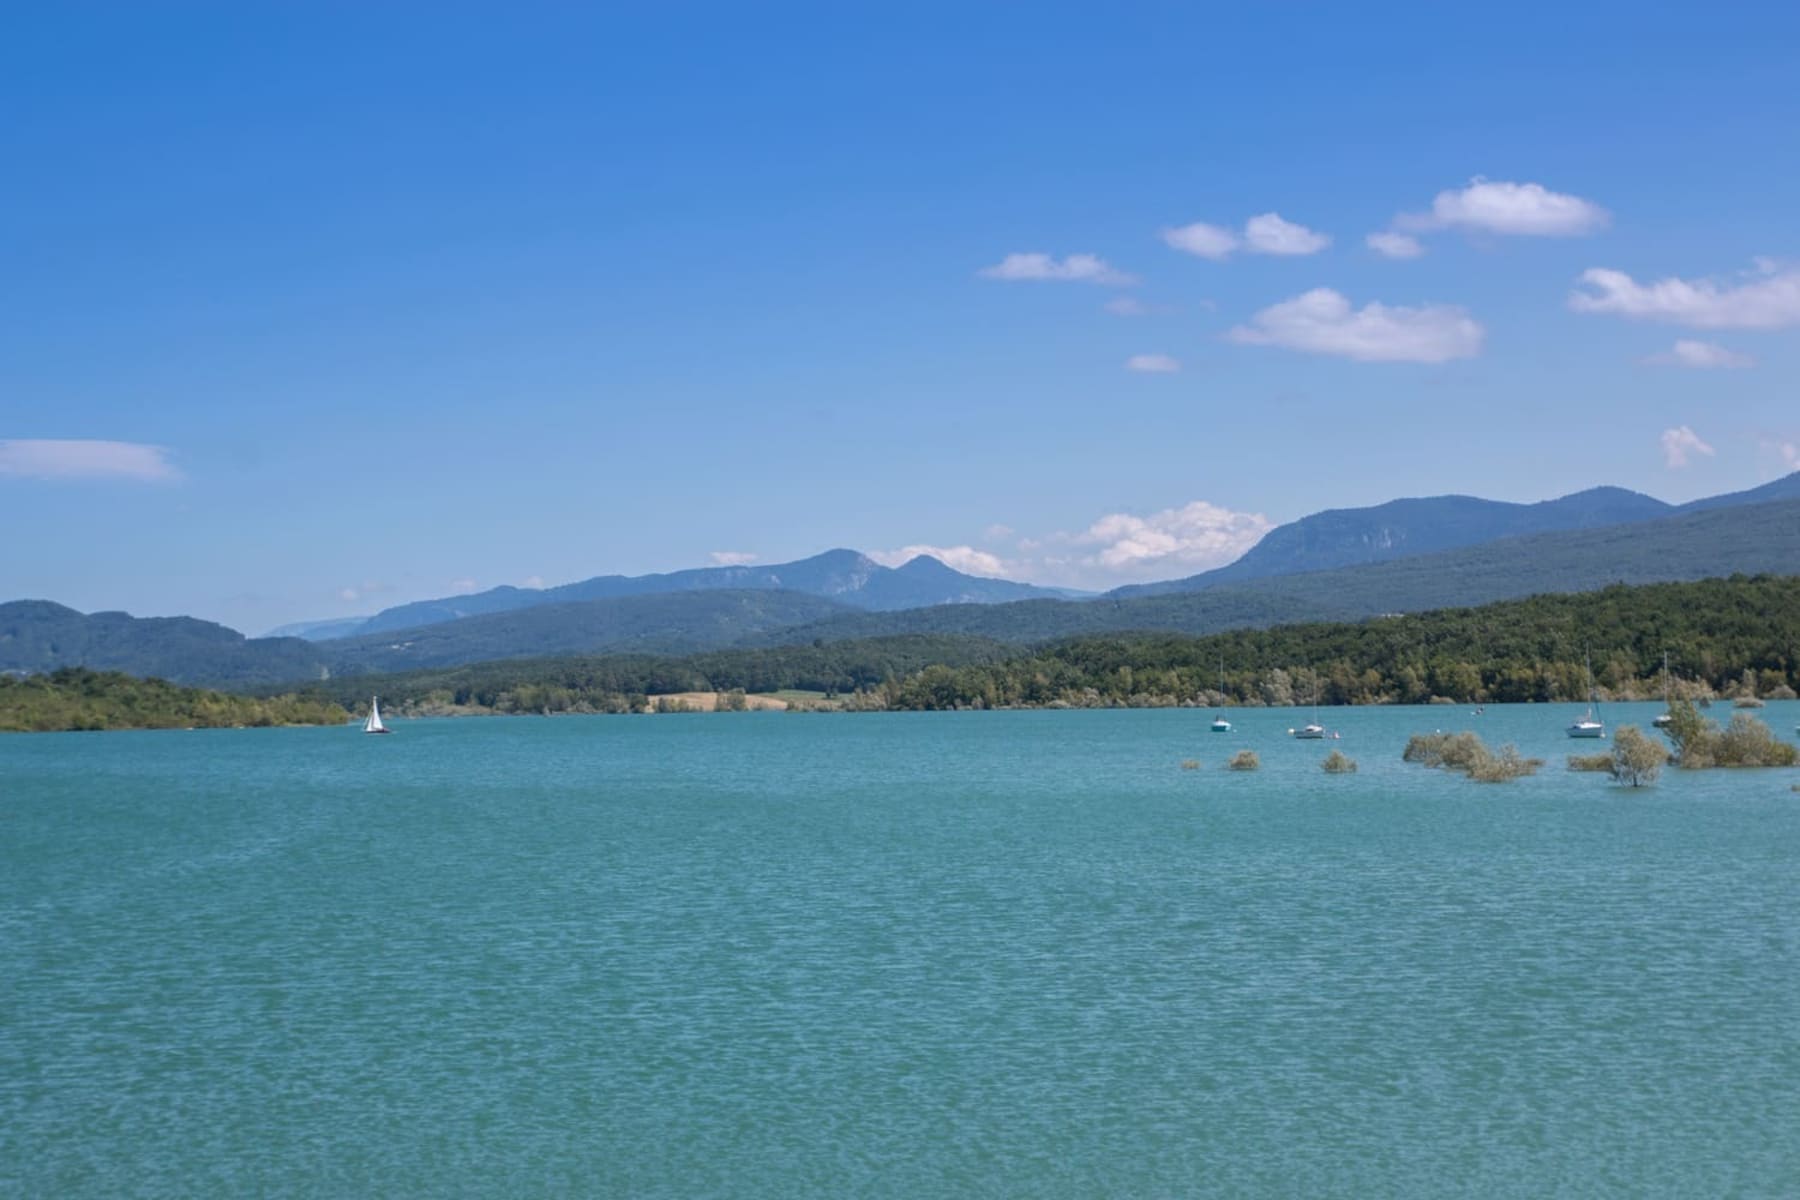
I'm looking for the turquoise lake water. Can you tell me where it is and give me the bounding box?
[3,703,1798,1197]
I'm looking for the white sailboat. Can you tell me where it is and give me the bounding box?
[1653,651,1675,728]
[1290,679,1334,739]
[1210,657,1231,732]
[1567,654,1605,739]
[363,695,392,735]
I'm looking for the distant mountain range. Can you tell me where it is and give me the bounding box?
[6,473,1798,688]
[1112,471,1800,597]
[0,601,323,689]
[326,549,1078,640]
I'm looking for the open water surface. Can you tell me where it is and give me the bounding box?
[3,703,1798,1197]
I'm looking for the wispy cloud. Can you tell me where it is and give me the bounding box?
[1572,260,1800,329]
[522,575,546,589]
[337,580,394,603]
[709,550,758,566]
[0,438,181,482]
[1228,288,1483,363]
[1759,438,1799,473]
[1163,212,1329,260]
[1162,221,1238,261]
[1242,212,1331,255]
[1365,231,1425,259]
[1397,178,1609,237]
[1644,339,1755,369]
[978,253,1137,286]
[1125,353,1180,373]
[1660,425,1716,469]
[448,578,479,594]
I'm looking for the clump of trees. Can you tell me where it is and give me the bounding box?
[0,668,346,733]
[1661,699,1799,768]
[1608,725,1669,786]
[1404,731,1543,782]
[1322,749,1358,773]
[1228,750,1261,771]
[1567,751,1613,772]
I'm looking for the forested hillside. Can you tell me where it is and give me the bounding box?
[279,576,1800,714]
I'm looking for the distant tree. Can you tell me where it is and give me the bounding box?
[1609,725,1668,787]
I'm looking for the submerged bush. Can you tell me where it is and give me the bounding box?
[1180,759,1200,771]
[1406,730,1542,782]
[1321,749,1358,773]
[1567,752,1613,772]
[1664,698,1799,768]
[1228,749,1260,771]
[1609,725,1669,787]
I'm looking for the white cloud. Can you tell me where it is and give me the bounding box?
[1644,339,1755,369]
[709,550,758,566]
[983,524,1015,541]
[1125,353,1181,373]
[1366,231,1425,259]
[1071,501,1273,575]
[978,252,1136,286]
[338,587,360,603]
[1227,287,1483,363]
[868,544,1009,578]
[1760,438,1799,472]
[1399,178,1609,237]
[1164,214,1328,260]
[1242,212,1330,256]
[1660,425,1716,469]
[1104,296,1149,316]
[1162,221,1239,261]
[875,498,1273,590]
[522,575,546,589]
[1571,261,1800,329]
[0,438,181,482]
[448,578,479,594]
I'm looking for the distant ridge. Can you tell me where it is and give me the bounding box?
[345,549,1069,638]
[0,601,324,688]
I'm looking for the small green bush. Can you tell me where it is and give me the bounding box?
[1228,749,1260,771]
[1567,752,1613,772]
[1321,749,1358,773]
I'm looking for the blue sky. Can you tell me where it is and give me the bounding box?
[4,2,1798,632]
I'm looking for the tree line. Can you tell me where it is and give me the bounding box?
[263,576,1800,715]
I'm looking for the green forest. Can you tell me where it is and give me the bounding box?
[1,669,348,733]
[280,575,1800,715]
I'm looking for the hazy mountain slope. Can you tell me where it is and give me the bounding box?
[1219,496,1800,614]
[1115,486,1677,597]
[321,589,857,675]
[750,497,1800,646]
[1675,470,1800,513]
[348,550,1067,637]
[0,601,327,688]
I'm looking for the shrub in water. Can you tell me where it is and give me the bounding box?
[1609,725,1669,787]
[1567,752,1613,772]
[1228,749,1260,771]
[1322,749,1357,773]
[1407,730,1541,782]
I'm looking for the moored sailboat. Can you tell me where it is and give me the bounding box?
[1210,658,1231,732]
[1567,654,1604,739]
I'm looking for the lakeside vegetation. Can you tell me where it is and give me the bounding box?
[263,575,1800,715]
[1660,699,1799,768]
[0,669,348,733]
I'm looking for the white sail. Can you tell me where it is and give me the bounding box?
[364,696,387,734]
